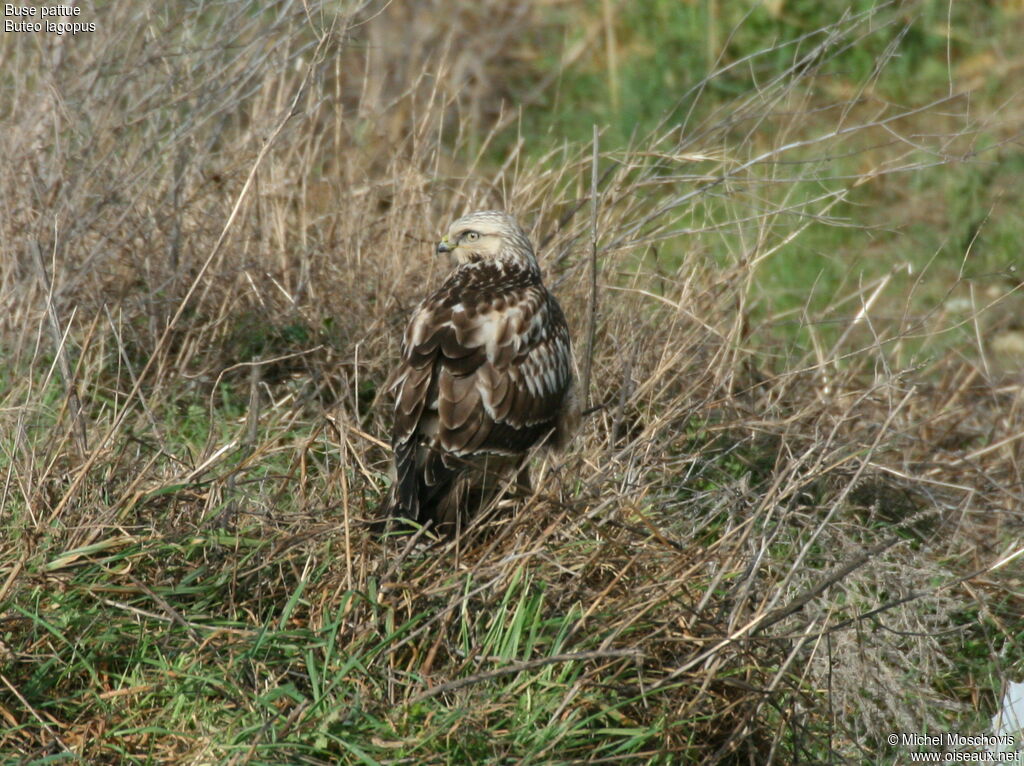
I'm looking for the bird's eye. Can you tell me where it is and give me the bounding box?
[463,231,480,243]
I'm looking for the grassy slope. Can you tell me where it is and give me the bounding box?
[1,1,1023,764]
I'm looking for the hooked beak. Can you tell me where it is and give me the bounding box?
[436,236,454,255]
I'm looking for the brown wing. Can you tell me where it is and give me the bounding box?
[387,267,574,523]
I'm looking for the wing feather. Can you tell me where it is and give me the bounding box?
[387,262,576,528]
[438,370,481,431]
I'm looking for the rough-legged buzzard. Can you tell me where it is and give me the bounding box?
[382,210,578,536]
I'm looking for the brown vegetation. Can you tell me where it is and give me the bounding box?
[1,1,1021,762]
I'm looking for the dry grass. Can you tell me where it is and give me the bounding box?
[1,1,1022,763]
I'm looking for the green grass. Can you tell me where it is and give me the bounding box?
[514,0,1024,364]
[4,534,700,761]
[526,1,1015,144]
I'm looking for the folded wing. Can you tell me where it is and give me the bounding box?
[387,266,575,529]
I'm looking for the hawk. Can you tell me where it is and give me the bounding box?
[382,210,579,536]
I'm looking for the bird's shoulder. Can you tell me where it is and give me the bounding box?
[401,262,556,359]
[391,261,575,450]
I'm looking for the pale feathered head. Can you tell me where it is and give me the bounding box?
[435,210,538,272]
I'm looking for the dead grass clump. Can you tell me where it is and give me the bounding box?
[1,0,1022,763]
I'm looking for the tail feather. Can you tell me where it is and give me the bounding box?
[376,442,528,539]
[377,439,460,536]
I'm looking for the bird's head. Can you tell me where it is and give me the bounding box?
[436,210,538,271]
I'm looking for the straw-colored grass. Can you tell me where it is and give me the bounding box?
[1,1,1022,763]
